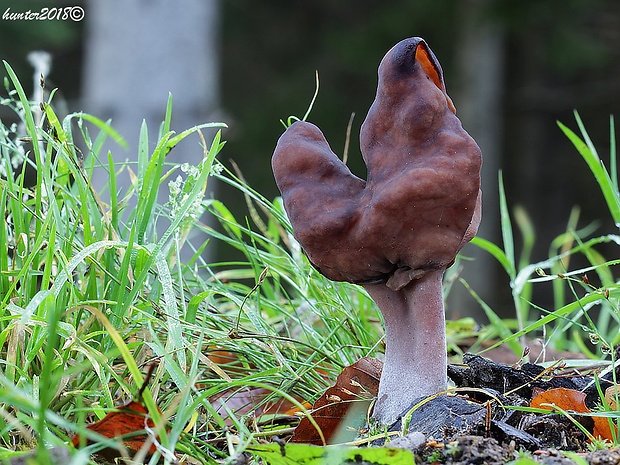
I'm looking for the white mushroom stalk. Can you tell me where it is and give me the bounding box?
[365,270,447,424]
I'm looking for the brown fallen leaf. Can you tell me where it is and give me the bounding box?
[206,347,250,375]
[72,364,163,462]
[202,347,312,424]
[291,356,382,445]
[71,399,159,462]
[210,386,310,423]
[605,384,619,410]
[530,387,617,441]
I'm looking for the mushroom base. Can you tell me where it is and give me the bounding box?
[365,269,448,425]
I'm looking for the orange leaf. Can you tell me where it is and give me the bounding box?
[207,348,241,366]
[291,357,382,445]
[71,400,159,461]
[530,387,588,413]
[592,416,616,441]
[530,387,617,441]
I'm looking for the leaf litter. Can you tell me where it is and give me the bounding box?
[263,353,620,465]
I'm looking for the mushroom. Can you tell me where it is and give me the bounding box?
[272,37,482,424]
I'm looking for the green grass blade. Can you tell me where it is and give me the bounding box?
[108,151,119,231]
[166,122,227,149]
[489,289,613,349]
[470,236,514,277]
[64,112,128,150]
[163,93,173,135]
[0,186,8,294]
[154,251,186,371]
[37,293,61,453]
[498,172,516,278]
[135,131,173,243]
[137,119,149,191]
[3,62,42,164]
[558,116,620,225]
[610,115,617,193]
[86,306,160,425]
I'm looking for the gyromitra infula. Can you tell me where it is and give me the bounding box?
[272,37,482,424]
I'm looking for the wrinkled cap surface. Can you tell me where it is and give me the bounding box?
[272,37,482,290]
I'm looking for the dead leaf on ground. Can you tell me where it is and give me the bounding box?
[210,386,310,423]
[291,356,382,445]
[71,399,159,462]
[71,364,163,462]
[530,387,588,412]
[605,384,620,410]
[530,387,618,441]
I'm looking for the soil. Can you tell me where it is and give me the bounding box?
[391,354,620,465]
[415,435,620,465]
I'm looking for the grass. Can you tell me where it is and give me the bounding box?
[469,113,620,361]
[0,62,384,464]
[0,62,618,464]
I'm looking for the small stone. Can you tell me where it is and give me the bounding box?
[389,431,426,452]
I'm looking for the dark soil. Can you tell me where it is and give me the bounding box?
[393,354,620,465]
[415,435,620,465]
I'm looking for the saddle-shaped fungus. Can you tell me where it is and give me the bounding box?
[272,37,482,424]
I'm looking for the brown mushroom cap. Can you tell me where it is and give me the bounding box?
[272,37,482,291]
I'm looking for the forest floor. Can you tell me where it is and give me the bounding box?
[400,353,620,465]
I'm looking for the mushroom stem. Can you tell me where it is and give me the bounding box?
[364,269,447,424]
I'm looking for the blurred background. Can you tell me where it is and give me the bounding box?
[1,0,619,319]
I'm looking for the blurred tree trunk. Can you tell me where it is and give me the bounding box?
[82,0,220,254]
[448,0,505,319]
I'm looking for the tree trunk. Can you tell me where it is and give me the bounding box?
[82,0,220,255]
[448,0,505,320]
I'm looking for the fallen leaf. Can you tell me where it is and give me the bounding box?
[71,399,159,461]
[207,347,248,374]
[604,384,619,410]
[592,415,616,442]
[210,386,310,422]
[530,387,588,412]
[204,348,315,424]
[530,387,617,441]
[291,357,382,445]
